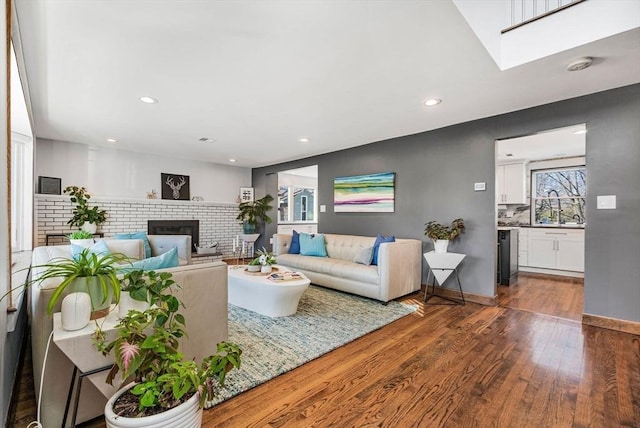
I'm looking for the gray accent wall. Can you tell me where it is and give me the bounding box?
[253,84,640,323]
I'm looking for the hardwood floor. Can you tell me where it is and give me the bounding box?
[10,275,640,427]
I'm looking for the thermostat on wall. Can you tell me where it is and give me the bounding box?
[474,182,486,191]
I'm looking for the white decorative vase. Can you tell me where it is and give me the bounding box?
[247,265,261,272]
[434,239,449,254]
[105,383,202,428]
[61,292,92,331]
[81,222,98,234]
[69,238,94,248]
[261,265,273,274]
[119,292,150,317]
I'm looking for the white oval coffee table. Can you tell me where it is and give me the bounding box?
[227,265,310,317]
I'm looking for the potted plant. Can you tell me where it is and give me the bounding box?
[94,270,242,428]
[32,249,129,320]
[117,269,174,316]
[67,230,95,247]
[64,185,107,233]
[255,247,276,273]
[236,194,274,234]
[424,218,465,253]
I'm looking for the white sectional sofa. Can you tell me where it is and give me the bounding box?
[273,233,422,302]
[29,236,228,427]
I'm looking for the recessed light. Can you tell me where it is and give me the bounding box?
[299,138,310,143]
[106,138,118,143]
[140,96,158,104]
[573,129,587,135]
[229,158,237,163]
[424,98,441,107]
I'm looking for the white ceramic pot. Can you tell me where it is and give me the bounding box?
[119,292,150,317]
[69,238,94,248]
[61,292,92,331]
[105,383,202,428]
[81,222,98,234]
[261,265,273,274]
[434,239,449,254]
[246,265,261,272]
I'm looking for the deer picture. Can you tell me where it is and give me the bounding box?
[165,175,187,199]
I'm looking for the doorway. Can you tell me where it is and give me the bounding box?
[495,124,586,320]
[277,165,318,235]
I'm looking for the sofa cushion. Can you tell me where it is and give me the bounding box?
[277,253,379,284]
[114,231,152,258]
[288,230,301,254]
[118,246,179,272]
[71,239,111,261]
[372,235,395,265]
[353,246,374,265]
[299,233,327,257]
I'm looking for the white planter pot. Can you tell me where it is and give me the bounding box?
[81,222,98,234]
[434,239,449,254]
[246,265,261,272]
[69,238,94,248]
[261,265,273,274]
[105,384,202,428]
[118,292,150,317]
[60,292,92,331]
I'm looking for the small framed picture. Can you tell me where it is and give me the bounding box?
[240,187,254,202]
[38,176,62,195]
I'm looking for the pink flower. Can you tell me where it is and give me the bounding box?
[119,341,140,371]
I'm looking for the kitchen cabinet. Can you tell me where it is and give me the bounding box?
[527,229,584,272]
[496,163,526,204]
[518,227,528,267]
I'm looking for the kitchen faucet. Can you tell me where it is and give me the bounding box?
[547,189,562,224]
[572,214,583,224]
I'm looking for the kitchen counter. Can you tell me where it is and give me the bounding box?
[498,224,585,229]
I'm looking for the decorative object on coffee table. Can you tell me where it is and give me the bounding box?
[161,173,190,200]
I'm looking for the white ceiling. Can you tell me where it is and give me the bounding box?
[13,1,640,168]
[496,124,586,163]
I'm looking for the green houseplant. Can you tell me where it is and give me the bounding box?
[64,185,107,232]
[94,270,241,426]
[424,218,465,253]
[67,230,95,247]
[236,194,274,233]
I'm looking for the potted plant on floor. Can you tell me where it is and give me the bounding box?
[425,218,465,253]
[64,185,107,233]
[236,194,274,234]
[94,270,242,428]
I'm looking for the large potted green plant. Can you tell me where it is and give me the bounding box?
[236,194,274,233]
[424,218,465,253]
[32,249,129,320]
[64,185,107,233]
[94,270,241,428]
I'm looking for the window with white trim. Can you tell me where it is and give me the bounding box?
[531,166,586,225]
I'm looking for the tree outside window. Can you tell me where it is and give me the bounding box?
[532,166,586,225]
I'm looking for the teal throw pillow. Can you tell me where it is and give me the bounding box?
[371,235,395,265]
[119,246,179,272]
[299,233,327,257]
[71,239,111,261]
[114,231,152,258]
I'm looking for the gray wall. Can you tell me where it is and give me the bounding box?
[254,84,640,323]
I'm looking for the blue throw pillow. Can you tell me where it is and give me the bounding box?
[299,233,327,257]
[288,230,301,254]
[371,235,395,265]
[114,231,152,258]
[71,239,111,261]
[119,246,179,272]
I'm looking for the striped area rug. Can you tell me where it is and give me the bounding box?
[204,285,417,408]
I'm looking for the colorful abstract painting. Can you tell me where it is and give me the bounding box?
[334,172,395,212]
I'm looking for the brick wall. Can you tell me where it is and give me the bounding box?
[35,195,243,259]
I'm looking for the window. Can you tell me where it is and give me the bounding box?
[300,195,308,221]
[277,186,316,222]
[532,166,586,225]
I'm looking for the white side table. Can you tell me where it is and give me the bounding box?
[240,233,261,258]
[53,310,120,427]
[423,251,466,305]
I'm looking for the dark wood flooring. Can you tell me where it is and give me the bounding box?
[10,274,640,427]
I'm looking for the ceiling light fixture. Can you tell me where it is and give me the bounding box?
[140,96,159,104]
[299,138,310,143]
[424,98,441,107]
[106,138,118,143]
[566,57,593,72]
[229,158,237,163]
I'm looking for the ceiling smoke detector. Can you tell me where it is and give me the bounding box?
[566,57,593,72]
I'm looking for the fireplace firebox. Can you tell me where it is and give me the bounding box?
[148,220,199,253]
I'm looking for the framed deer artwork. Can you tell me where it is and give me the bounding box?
[161,173,190,200]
